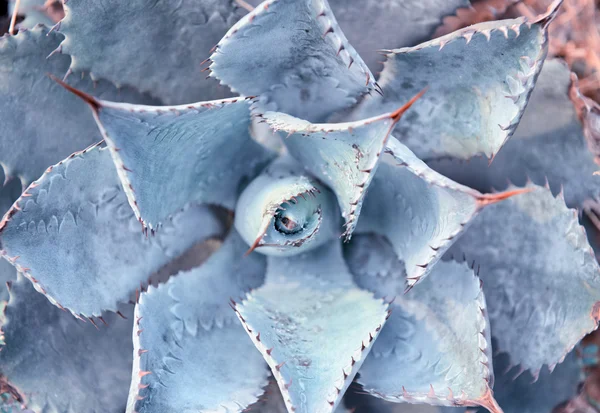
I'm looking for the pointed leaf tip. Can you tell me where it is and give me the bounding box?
[390,87,428,123]
[236,241,388,413]
[448,184,600,372]
[476,187,534,207]
[47,73,100,112]
[534,0,563,28]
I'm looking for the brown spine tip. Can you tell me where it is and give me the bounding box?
[533,0,563,28]
[390,87,428,123]
[48,73,100,112]
[476,187,533,207]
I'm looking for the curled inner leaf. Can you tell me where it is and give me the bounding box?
[235,157,340,256]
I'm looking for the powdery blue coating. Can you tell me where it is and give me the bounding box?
[351,16,552,160]
[58,0,244,104]
[0,274,134,413]
[94,99,274,229]
[235,156,341,257]
[210,0,376,122]
[0,26,159,185]
[234,241,389,413]
[0,147,224,317]
[265,111,396,239]
[431,59,600,213]
[347,235,495,410]
[130,231,269,413]
[357,138,480,288]
[448,184,600,373]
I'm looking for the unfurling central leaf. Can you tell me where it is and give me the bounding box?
[235,157,341,256]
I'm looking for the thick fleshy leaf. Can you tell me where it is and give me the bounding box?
[0,172,20,302]
[0,146,225,317]
[234,156,341,256]
[57,0,245,104]
[447,184,600,374]
[431,59,600,219]
[246,380,352,413]
[356,137,525,289]
[345,235,497,411]
[129,231,269,413]
[232,241,389,413]
[350,2,561,161]
[0,25,158,185]
[449,350,582,413]
[0,274,133,413]
[57,85,274,230]
[264,94,422,239]
[242,0,470,73]
[209,0,377,122]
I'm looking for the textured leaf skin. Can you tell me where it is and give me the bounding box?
[234,156,341,256]
[346,235,497,411]
[351,8,558,161]
[0,274,133,413]
[129,231,269,413]
[0,146,225,317]
[245,380,351,413]
[431,59,600,214]
[356,137,512,289]
[209,0,376,122]
[264,108,405,240]
[242,0,470,73]
[447,184,600,375]
[447,351,581,413]
[232,241,389,413]
[57,0,244,104]
[77,96,274,231]
[0,25,159,186]
[0,171,20,302]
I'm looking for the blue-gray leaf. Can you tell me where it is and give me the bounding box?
[0,274,133,413]
[350,2,560,161]
[235,156,341,256]
[56,87,274,230]
[129,230,269,413]
[447,184,600,374]
[0,146,225,317]
[57,0,245,104]
[232,240,389,413]
[209,0,377,122]
[346,235,498,412]
[357,137,527,289]
[0,25,158,186]
[431,59,600,222]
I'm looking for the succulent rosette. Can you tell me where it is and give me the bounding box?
[0,0,598,412]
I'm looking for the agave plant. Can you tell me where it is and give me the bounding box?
[0,0,599,412]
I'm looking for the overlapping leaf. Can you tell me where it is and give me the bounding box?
[242,0,471,72]
[245,380,352,413]
[263,94,421,240]
[0,146,225,317]
[0,274,133,413]
[345,235,498,412]
[448,351,582,413]
[234,156,340,256]
[447,184,600,374]
[0,169,20,302]
[431,59,600,217]
[356,137,525,288]
[130,231,269,413]
[351,2,561,161]
[209,0,377,122]
[57,0,245,104]
[57,85,274,230]
[232,241,389,413]
[0,25,158,186]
